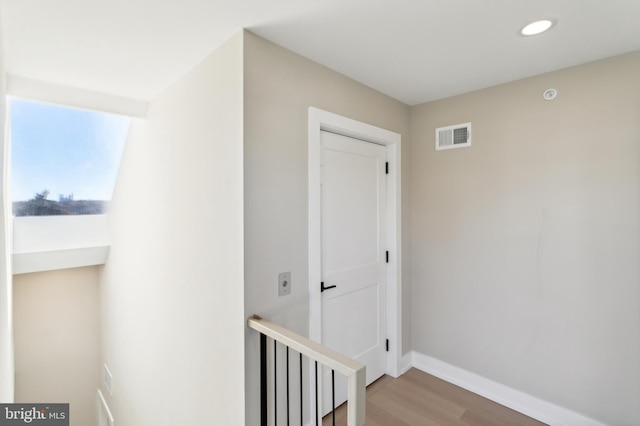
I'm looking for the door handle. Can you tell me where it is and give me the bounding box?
[321,282,337,293]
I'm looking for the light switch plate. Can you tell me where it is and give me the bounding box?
[278,272,291,296]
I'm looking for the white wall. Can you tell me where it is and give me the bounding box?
[100,32,245,425]
[243,31,411,424]
[13,215,110,274]
[0,4,14,402]
[6,75,148,118]
[13,266,99,426]
[410,51,640,426]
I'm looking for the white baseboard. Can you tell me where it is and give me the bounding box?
[401,352,413,375]
[407,351,605,426]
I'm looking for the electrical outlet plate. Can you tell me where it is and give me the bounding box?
[278,272,291,296]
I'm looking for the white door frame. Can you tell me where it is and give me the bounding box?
[308,107,402,379]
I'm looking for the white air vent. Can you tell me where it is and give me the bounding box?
[436,122,471,151]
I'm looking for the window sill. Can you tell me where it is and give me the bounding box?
[13,246,109,274]
[13,214,110,274]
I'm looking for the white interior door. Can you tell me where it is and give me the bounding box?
[320,130,387,414]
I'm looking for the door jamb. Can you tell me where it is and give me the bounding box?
[308,107,402,380]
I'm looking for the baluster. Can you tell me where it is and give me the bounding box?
[332,370,336,426]
[274,340,277,425]
[286,347,290,426]
[315,361,319,426]
[299,352,303,425]
[260,334,267,426]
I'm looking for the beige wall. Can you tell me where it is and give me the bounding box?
[13,267,99,426]
[410,51,640,426]
[100,33,245,425]
[243,31,412,424]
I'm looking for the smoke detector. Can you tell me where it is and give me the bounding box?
[543,88,557,101]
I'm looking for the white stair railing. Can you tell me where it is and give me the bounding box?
[247,315,366,426]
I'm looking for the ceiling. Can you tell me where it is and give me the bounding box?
[2,0,640,106]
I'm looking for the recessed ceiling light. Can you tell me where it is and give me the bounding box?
[520,19,555,36]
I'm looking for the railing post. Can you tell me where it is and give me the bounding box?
[347,366,366,426]
[249,316,367,426]
[260,333,267,426]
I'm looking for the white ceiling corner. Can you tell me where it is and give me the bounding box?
[2,0,640,105]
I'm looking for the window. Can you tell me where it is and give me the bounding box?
[10,99,130,216]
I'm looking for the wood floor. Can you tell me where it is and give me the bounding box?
[322,368,547,426]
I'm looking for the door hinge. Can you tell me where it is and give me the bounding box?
[385,162,389,175]
[386,251,389,263]
[386,339,389,352]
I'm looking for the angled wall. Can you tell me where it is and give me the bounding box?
[410,51,640,426]
[100,32,245,425]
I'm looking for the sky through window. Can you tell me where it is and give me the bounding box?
[10,98,130,216]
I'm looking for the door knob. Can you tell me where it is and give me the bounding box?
[321,282,337,293]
